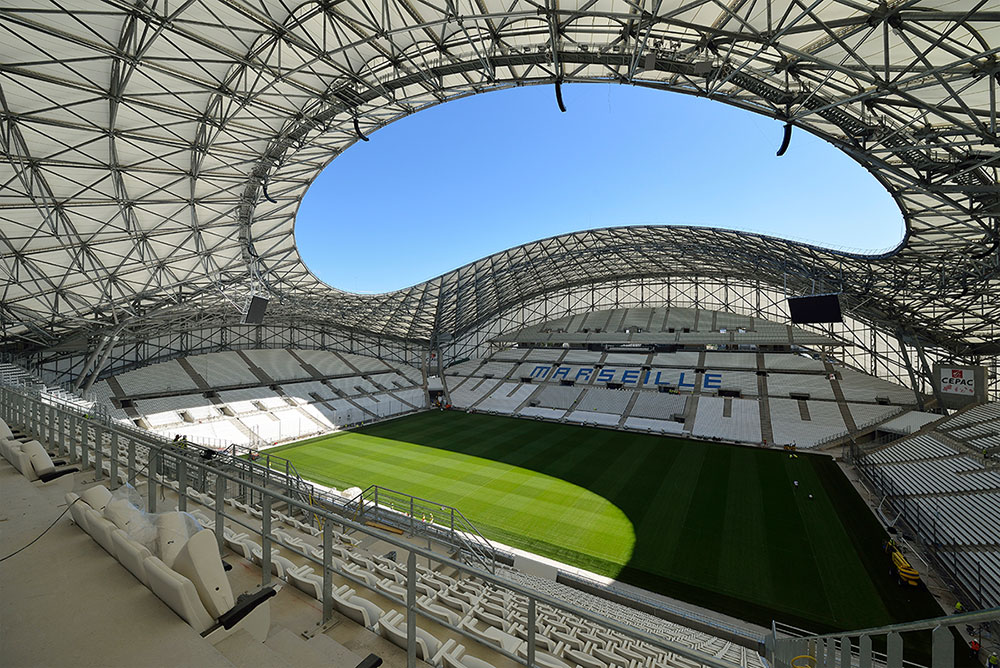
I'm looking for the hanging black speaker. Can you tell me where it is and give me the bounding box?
[241,296,269,324]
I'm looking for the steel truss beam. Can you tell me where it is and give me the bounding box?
[0,1,997,378]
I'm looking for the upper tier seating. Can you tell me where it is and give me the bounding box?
[575,389,632,415]
[859,431,1000,607]
[692,398,761,443]
[115,360,199,396]
[762,354,825,372]
[838,368,917,404]
[477,383,537,413]
[766,374,836,400]
[769,399,846,447]
[703,352,757,369]
[630,393,688,420]
[535,385,583,410]
[186,351,259,387]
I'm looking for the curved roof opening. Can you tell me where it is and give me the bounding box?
[296,84,904,294]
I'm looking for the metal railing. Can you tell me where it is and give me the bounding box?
[1,383,751,668]
[345,485,497,573]
[768,608,1000,668]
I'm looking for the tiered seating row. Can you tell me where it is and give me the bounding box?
[859,429,1000,608]
[476,383,536,413]
[576,389,632,415]
[691,398,761,443]
[98,357,427,447]
[875,459,999,495]
[769,399,845,447]
[837,369,917,404]
[910,494,1000,546]
[939,402,1000,429]
[866,435,958,464]
[536,385,584,410]
[631,393,688,420]
[449,378,502,408]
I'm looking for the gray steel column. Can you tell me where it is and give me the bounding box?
[94,424,103,480]
[81,419,89,471]
[931,625,953,668]
[406,550,416,668]
[177,459,187,512]
[69,414,78,463]
[148,449,158,513]
[886,631,902,668]
[128,439,136,487]
[215,473,226,554]
[109,431,118,488]
[72,337,107,392]
[322,521,334,624]
[261,495,272,586]
[528,597,536,667]
[57,409,66,456]
[42,403,50,443]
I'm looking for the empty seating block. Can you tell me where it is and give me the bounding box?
[576,389,631,414]
[692,397,761,443]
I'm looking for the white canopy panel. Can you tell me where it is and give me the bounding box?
[1,0,998,354]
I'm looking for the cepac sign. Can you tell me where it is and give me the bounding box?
[933,363,986,408]
[940,368,975,395]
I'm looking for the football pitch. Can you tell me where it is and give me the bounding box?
[267,411,944,631]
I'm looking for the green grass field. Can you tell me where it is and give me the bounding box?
[267,411,945,632]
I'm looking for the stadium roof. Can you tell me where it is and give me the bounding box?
[1,0,998,356]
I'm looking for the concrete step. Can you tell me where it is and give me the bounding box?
[264,626,336,667]
[307,630,365,665]
[214,629,288,668]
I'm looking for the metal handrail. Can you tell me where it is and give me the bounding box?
[347,485,497,573]
[777,607,1000,642]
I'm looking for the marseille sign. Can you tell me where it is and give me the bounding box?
[527,364,723,390]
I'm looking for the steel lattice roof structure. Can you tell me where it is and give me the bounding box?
[1,0,999,362]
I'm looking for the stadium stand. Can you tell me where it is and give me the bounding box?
[92,349,426,447]
[855,423,1000,608]
[847,403,907,429]
[761,354,826,372]
[703,353,757,369]
[447,311,919,449]
[535,385,584,410]
[692,398,762,443]
[185,351,260,387]
[765,374,837,401]
[768,399,846,447]
[630,393,688,421]
[477,383,537,413]
[623,417,687,435]
[575,388,632,415]
[1,395,774,668]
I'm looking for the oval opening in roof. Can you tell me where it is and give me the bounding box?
[295,84,904,294]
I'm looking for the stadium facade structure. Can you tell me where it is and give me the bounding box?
[1,0,999,401]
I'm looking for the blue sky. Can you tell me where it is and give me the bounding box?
[296,84,903,294]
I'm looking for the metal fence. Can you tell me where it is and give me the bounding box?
[769,608,1000,668]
